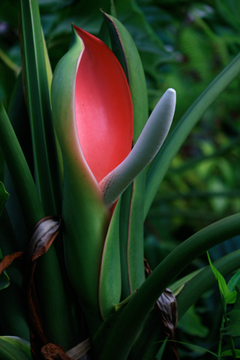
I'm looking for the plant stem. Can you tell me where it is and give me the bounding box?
[219,292,236,360]
[218,317,224,357]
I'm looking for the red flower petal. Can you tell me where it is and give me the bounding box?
[74,26,133,183]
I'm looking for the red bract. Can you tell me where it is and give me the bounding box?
[74,26,134,184]
[51,25,136,329]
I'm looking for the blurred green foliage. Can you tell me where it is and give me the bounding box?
[1,0,240,358]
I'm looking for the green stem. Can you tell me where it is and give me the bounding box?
[99,212,240,359]
[219,292,236,360]
[218,317,224,358]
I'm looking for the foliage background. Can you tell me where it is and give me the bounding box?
[1,0,240,358]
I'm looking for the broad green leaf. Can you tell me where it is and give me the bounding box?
[99,199,121,320]
[222,286,240,337]
[0,338,31,360]
[0,337,32,359]
[224,291,237,305]
[145,51,240,219]
[221,349,240,357]
[222,309,240,336]
[99,213,240,359]
[228,269,240,292]
[127,310,166,360]
[177,306,208,337]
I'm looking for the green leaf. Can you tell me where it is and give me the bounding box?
[119,185,132,297]
[103,12,149,295]
[222,285,240,337]
[157,340,221,358]
[0,101,78,350]
[127,310,166,360]
[155,338,168,360]
[177,249,240,321]
[207,252,232,304]
[224,291,237,305]
[222,309,240,336]
[169,268,203,294]
[0,337,32,359]
[145,51,240,218]
[19,3,78,348]
[228,269,240,292]
[99,199,121,320]
[99,213,240,359]
[0,338,31,360]
[103,12,148,140]
[177,306,208,337]
[20,0,61,214]
[221,349,240,357]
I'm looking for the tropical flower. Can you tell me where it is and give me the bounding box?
[51,25,176,331]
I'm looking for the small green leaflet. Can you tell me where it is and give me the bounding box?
[207,251,237,305]
[228,269,240,292]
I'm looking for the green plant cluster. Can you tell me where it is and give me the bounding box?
[1,0,240,359]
